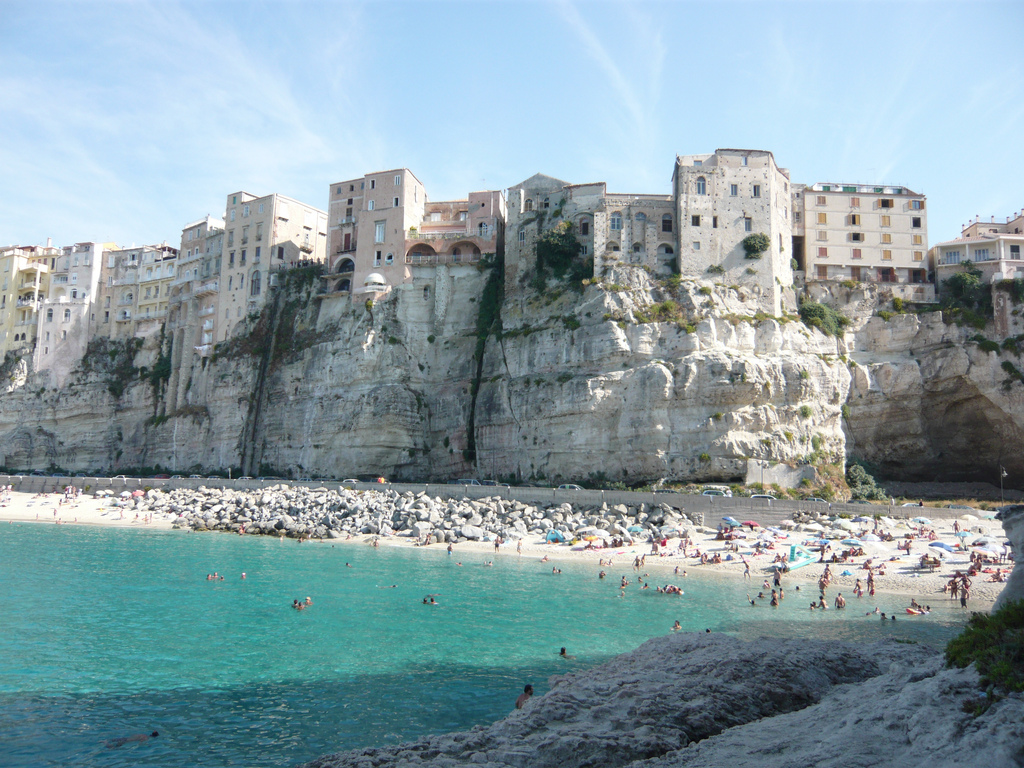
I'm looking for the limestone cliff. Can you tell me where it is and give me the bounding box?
[0,264,1022,490]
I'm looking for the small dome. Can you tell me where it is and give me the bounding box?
[364,272,387,286]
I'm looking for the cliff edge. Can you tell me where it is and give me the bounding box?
[303,633,1024,768]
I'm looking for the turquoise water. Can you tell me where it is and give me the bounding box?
[1,523,969,767]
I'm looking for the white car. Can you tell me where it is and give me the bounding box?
[557,484,583,490]
[750,494,776,503]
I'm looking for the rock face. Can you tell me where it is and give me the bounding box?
[302,632,1024,768]
[994,505,1024,611]
[0,267,1022,489]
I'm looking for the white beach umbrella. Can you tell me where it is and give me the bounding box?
[960,514,978,522]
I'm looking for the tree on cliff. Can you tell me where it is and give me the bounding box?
[534,222,591,287]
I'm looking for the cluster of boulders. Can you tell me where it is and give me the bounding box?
[125,485,703,543]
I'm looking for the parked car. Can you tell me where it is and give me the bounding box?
[31,470,47,476]
[458,479,482,486]
[655,488,681,494]
[189,474,202,479]
[51,473,67,478]
[150,474,170,479]
[238,476,254,480]
[750,494,776,503]
[805,497,828,503]
[557,484,583,491]
[170,475,182,479]
[480,480,510,487]
[702,485,733,497]
[341,478,359,484]
[111,475,127,481]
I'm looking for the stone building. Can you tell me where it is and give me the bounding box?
[0,243,58,358]
[95,244,179,341]
[932,210,1024,288]
[321,169,504,301]
[796,182,932,302]
[503,173,675,295]
[216,191,327,341]
[32,241,108,385]
[673,149,795,316]
[165,216,224,409]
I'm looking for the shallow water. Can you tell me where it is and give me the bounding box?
[0,523,969,767]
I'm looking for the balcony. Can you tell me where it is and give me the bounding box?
[202,319,214,331]
[335,244,357,254]
[199,305,216,316]
[15,318,36,327]
[16,298,40,308]
[405,252,483,266]
[117,313,132,322]
[406,229,472,242]
[194,344,212,357]
[299,243,314,254]
[195,280,219,297]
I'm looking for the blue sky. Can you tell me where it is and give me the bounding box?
[2,0,1022,248]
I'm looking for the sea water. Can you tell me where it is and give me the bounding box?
[0,523,970,767]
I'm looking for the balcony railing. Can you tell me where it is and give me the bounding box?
[194,344,212,357]
[117,313,132,322]
[195,280,219,296]
[199,306,216,316]
[407,230,476,242]
[405,252,483,266]
[335,244,357,254]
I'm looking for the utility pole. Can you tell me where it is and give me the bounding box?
[1000,465,1007,507]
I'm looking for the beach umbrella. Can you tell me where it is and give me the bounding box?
[722,516,742,527]
[971,538,994,547]
[862,533,881,542]
[841,538,862,546]
[835,519,856,531]
[801,522,825,532]
[806,539,829,547]
[545,530,566,543]
[778,520,797,529]
[912,517,932,525]
[584,535,599,541]
[954,531,970,539]
[742,520,760,528]
[960,514,978,522]
[575,526,600,535]
[930,542,955,553]
[120,491,131,498]
[131,489,145,497]
[975,547,1002,558]
[627,525,644,533]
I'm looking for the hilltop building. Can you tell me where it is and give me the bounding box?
[674,149,795,315]
[32,241,109,385]
[321,169,504,299]
[216,192,327,340]
[933,210,1024,287]
[795,182,932,302]
[95,244,179,341]
[0,243,59,358]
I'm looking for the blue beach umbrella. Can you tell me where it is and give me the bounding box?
[841,538,862,546]
[929,542,955,553]
[627,525,644,533]
[545,529,566,543]
[954,531,970,538]
[722,516,742,528]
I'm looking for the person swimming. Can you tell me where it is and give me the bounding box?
[559,647,576,659]
[106,731,158,748]
[672,620,682,631]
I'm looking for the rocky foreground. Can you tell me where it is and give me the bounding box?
[302,632,1024,768]
[146,485,701,543]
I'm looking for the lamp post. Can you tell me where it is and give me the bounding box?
[760,460,765,489]
[1000,465,1007,507]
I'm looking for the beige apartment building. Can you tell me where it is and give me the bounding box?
[95,244,178,341]
[0,244,58,358]
[796,182,932,301]
[217,192,327,340]
[933,210,1024,287]
[33,241,109,385]
[322,169,505,299]
[674,149,795,315]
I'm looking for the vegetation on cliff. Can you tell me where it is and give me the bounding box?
[80,337,143,399]
[946,599,1024,702]
[798,300,849,337]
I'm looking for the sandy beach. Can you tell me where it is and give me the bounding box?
[1,488,1010,607]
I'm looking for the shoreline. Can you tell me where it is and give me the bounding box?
[2,489,1008,608]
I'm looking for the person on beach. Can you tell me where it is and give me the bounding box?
[515,684,534,709]
[106,731,158,748]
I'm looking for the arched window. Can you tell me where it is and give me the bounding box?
[452,247,460,256]
[385,253,394,264]
[632,243,643,253]
[63,309,71,322]
[46,308,53,322]
[525,199,534,212]
[338,278,351,292]
[543,197,550,209]
[578,217,590,236]
[658,244,674,255]
[338,258,354,273]
[635,212,647,225]
[610,244,620,252]
[610,212,623,231]
[662,214,673,233]
[250,270,261,296]
[696,177,706,195]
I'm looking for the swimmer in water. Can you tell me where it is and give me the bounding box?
[106,731,158,748]
[241,572,246,579]
[305,597,312,605]
[559,647,576,660]
[672,620,682,631]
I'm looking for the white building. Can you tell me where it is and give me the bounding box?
[933,210,1024,287]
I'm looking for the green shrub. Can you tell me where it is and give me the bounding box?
[698,452,711,462]
[841,404,851,420]
[427,334,435,343]
[741,233,771,259]
[877,311,894,321]
[711,412,723,421]
[556,373,572,384]
[562,316,581,330]
[799,301,849,337]
[799,405,813,418]
[387,336,399,345]
[946,600,1024,693]
[892,297,905,313]
[698,286,713,296]
[846,462,887,501]
[707,264,725,275]
[840,279,858,289]
[799,370,810,380]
